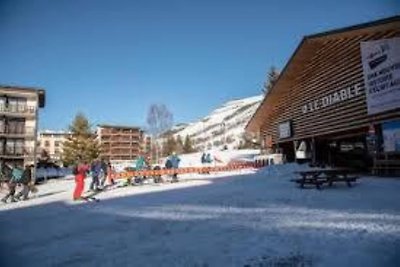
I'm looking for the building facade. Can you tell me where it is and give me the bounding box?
[246,16,400,170]
[97,124,150,162]
[38,131,72,163]
[0,86,45,167]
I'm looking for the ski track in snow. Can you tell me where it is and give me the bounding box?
[0,163,400,267]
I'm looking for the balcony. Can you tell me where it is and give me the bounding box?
[102,138,138,144]
[0,127,35,138]
[0,104,36,116]
[101,130,140,137]
[0,147,35,159]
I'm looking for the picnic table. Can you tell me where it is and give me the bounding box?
[293,168,359,189]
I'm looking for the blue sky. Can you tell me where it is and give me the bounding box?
[0,0,398,131]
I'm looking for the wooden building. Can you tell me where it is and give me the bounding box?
[246,16,400,171]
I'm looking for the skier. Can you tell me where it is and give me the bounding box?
[15,165,32,201]
[107,162,115,185]
[1,164,23,203]
[99,159,108,188]
[73,159,89,201]
[134,154,146,184]
[169,152,181,182]
[200,152,207,174]
[90,159,102,191]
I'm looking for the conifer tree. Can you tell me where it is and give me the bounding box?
[162,135,177,157]
[62,113,100,166]
[183,135,195,153]
[176,135,184,154]
[262,66,280,94]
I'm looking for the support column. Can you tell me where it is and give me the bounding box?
[311,137,316,165]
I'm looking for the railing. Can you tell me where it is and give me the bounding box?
[0,126,35,136]
[102,138,139,143]
[102,130,140,136]
[0,104,36,115]
[0,147,35,157]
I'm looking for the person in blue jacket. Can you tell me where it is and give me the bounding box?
[169,152,180,182]
[201,153,207,164]
[135,155,146,171]
[205,153,213,164]
[134,154,147,184]
[90,159,102,191]
[1,164,23,203]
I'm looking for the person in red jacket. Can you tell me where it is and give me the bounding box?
[73,159,89,201]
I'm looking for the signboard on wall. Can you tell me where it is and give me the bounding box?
[360,37,400,115]
[301,83,362,114]
[382,121,400,152]
[278,121,292,139]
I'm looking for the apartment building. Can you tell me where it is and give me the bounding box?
[97,124,150,162]
[38,131,72,163]
[0,86,45,167]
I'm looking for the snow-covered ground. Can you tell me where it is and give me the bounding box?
[169,149,260,168]
[1,164,400,267]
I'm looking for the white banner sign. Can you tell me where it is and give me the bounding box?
[382,121,400,152]
[360,37,400,115]
[278,121,292,139]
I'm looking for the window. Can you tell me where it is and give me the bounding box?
[0,119,4,134]
[7,97,27,113]
[0,141,4,155]
[54,141,60,147]
[0,97,5,112]
[15,140,24,155]
[45,140,50,147]
[7,119,25,134]
[6,140,15,154]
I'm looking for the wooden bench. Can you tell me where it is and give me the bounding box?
[322,169,359,187]
[293,170,325,189]
[293,169,358,189]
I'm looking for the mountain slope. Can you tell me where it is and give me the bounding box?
[174,95,263,150]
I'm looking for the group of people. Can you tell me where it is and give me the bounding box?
[124,153,181,185]
[73,157,113,201]
[1,164,33,203]
[1,152,184,203]
[201,152,213,165]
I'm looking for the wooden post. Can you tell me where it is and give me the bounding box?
[311,137,316,165]
[293,140,298,163]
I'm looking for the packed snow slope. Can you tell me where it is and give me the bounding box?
[165,149,260,168]
[1,164,400,267]
[172,95,263,150]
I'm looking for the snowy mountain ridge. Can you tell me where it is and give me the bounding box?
[173,95,263,150]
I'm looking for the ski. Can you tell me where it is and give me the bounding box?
[81,196,100,202]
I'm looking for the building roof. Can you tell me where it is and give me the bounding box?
[39,130,72,135]
[246,15,400,133]
[0,85,45,93]
[0,85,46,108]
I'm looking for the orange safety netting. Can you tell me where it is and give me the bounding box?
[110,162,257,179]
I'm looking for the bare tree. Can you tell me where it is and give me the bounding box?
[146,104,173,163]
